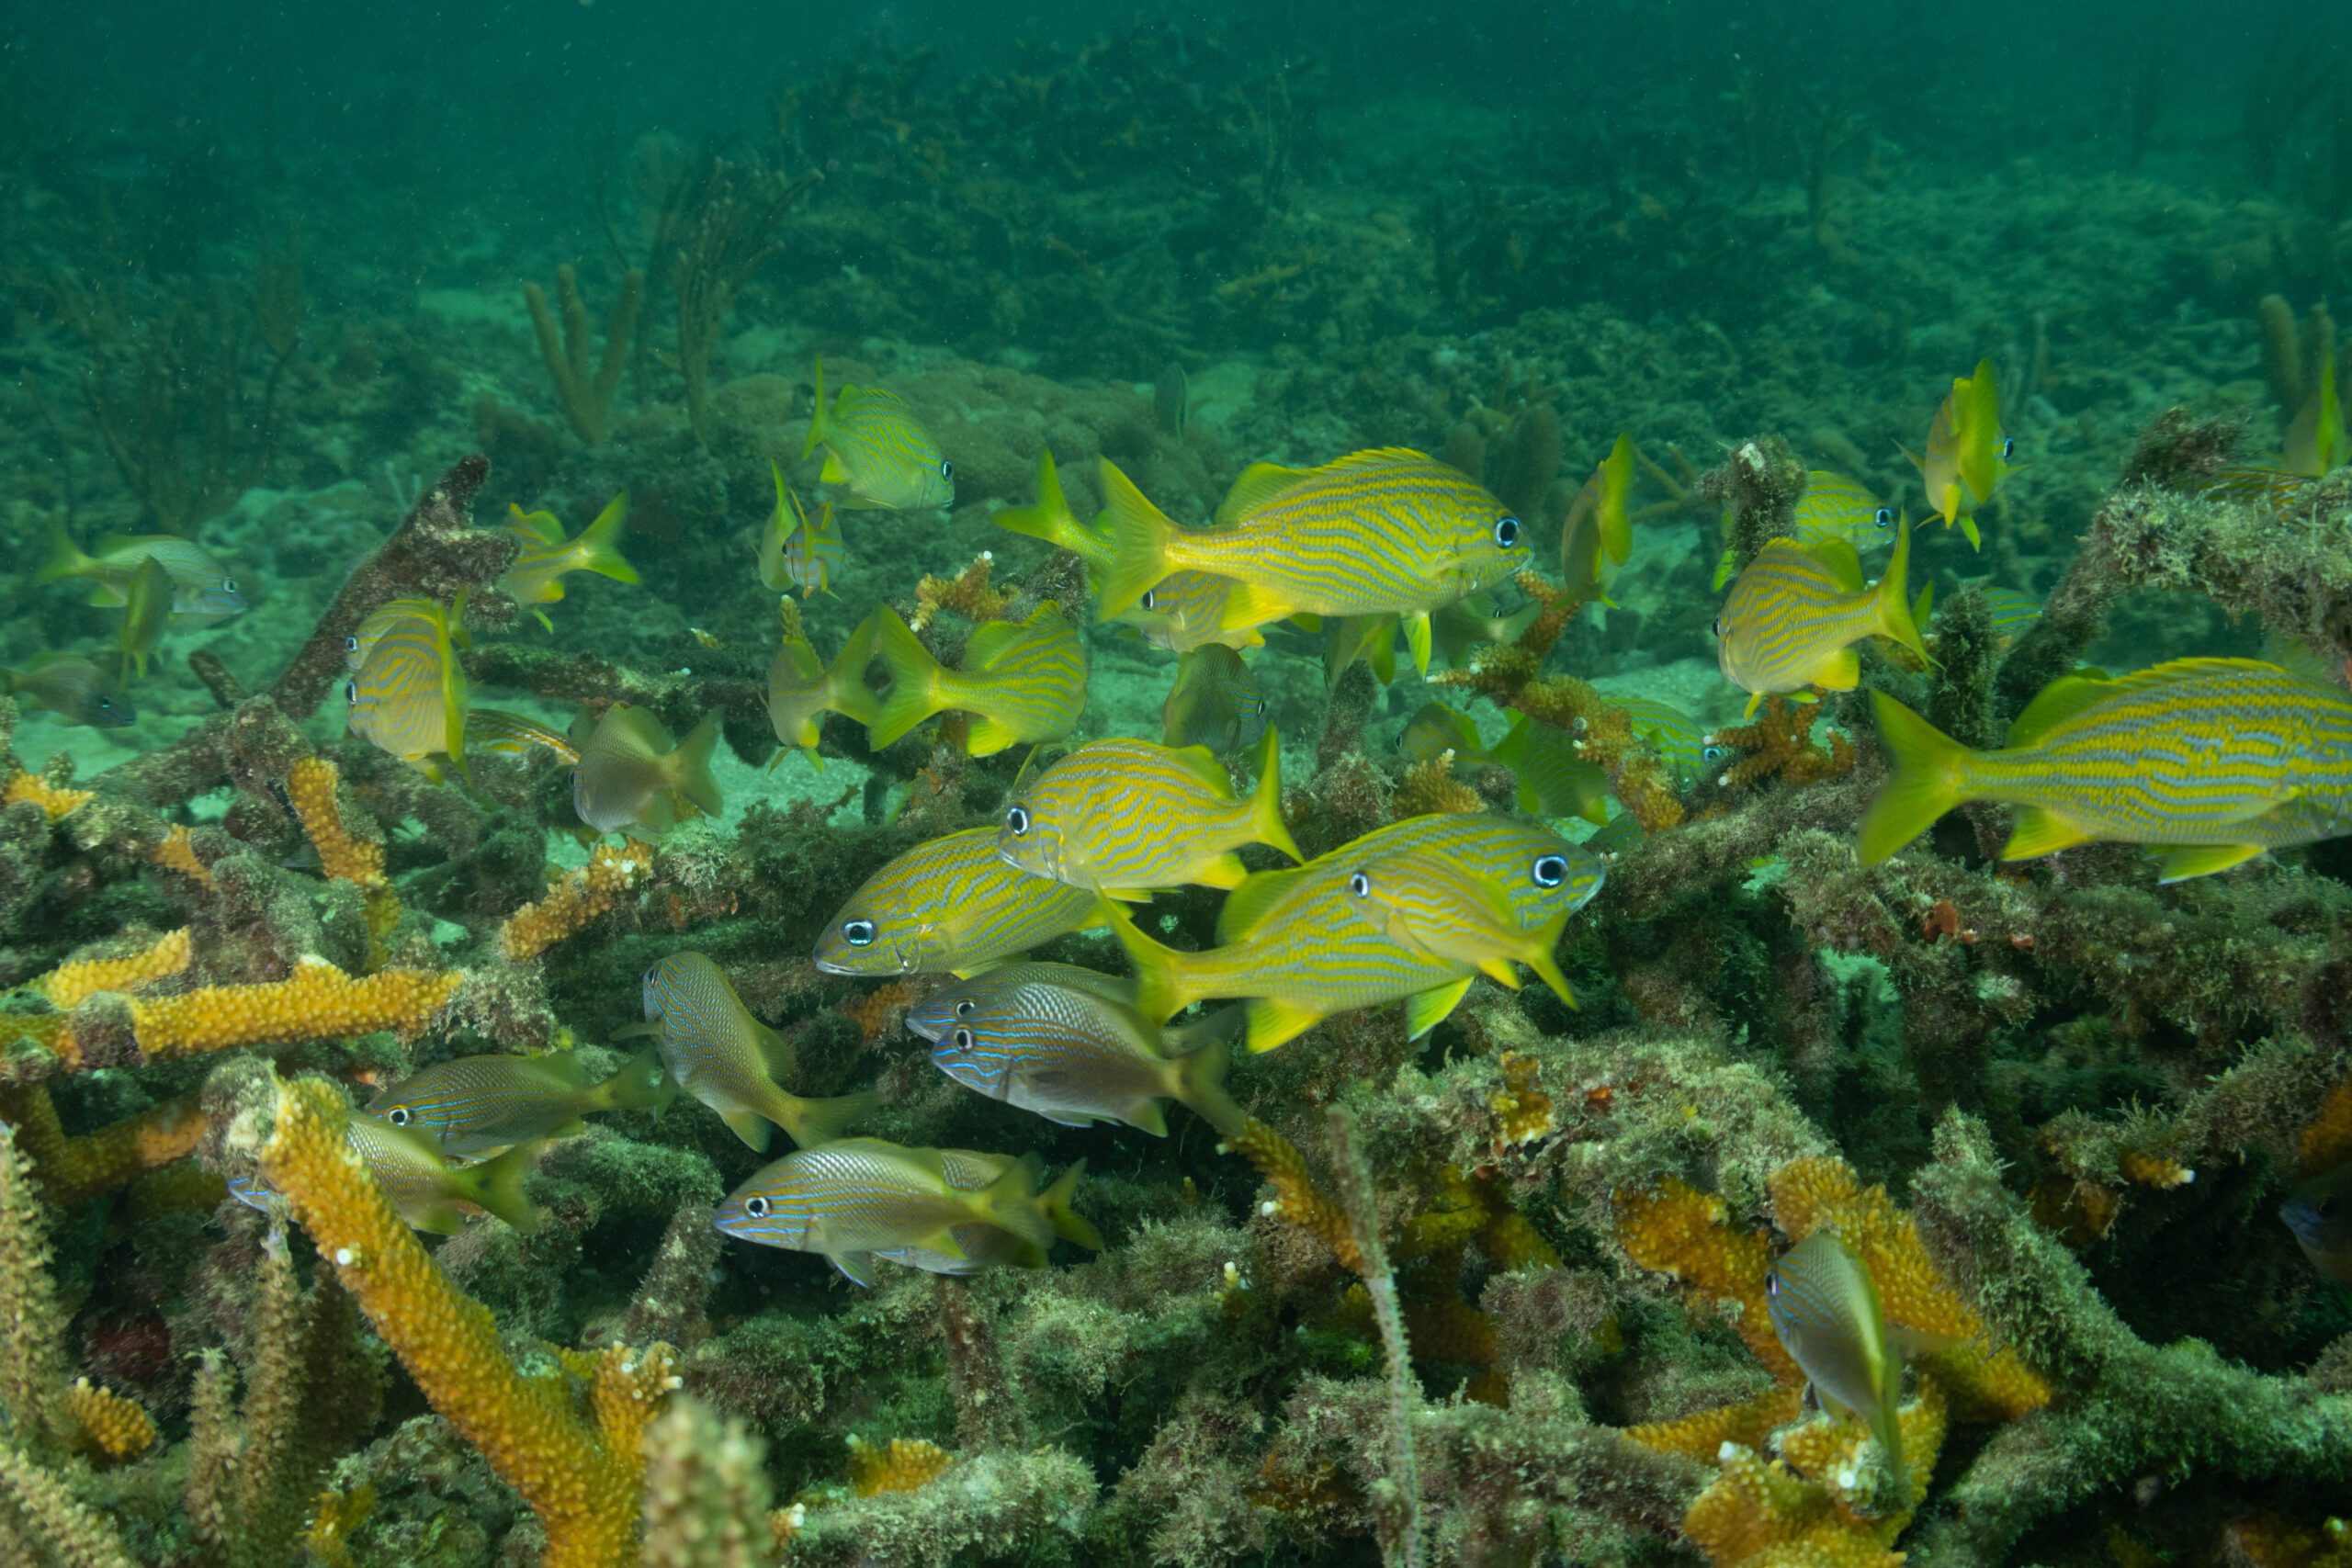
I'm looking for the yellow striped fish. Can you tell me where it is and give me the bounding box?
[1973,585,2042,649]
[640,952,875,1152]
[465,707,579,764]
[813,825,1104,976]
[1559,432,1634,601]
[1399,703,1609,823]
[1766,1231,1910,1494]
[345,596,469,778]
[571,705,722,837]
[1900,358,2012,548]
[1716,514,1927,717]
[1793,471,1898,552]
[803,356,953,512]
[343,1114,546,1235]
[768,607,881,764]
[867,1149,1101,1277]
[712,1138,1058,1286]
[1113,813,1602,1052]
[500,494,638,623]
[1162,643,1270,755]
[1862,658,2352,882]
[906,963,1139,1040]
[995,449,1112,567]
[917,969,1245,1136]
[756,463,844,599]
[1321,614,1398,689]
[1093,449,1528,674]
[40,525,245,621]
[866,602,1087,758]
[1607,694,1707,772]
[368,1046,674,1156]
[998,728,1301,898]
[2281,1162,2352,1282]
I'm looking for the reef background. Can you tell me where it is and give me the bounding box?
[2,1,2351,1564]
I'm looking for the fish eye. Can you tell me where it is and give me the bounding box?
[344,680,357,704]
[1348,871,1371,897]
[1766,1271,1780,1297]
[387,1106,410,1127]
[745,1195,771,1219]
[1998,436,2016,460]
[224,579,239,593]
[343,635,359,653]
[1140,590,1157,611]
[939,459,954,479]
[956,999,976,1019]
[842,919,876,947]
[1872,506,1894,528]
[1711,617,1724,638]
[1494,515,1521,548]
[1532,853,1567,888]
[954,1027,974,1050]
[94,697,112,711]
[1702,743,1731,765]
[1006,806,1030,837]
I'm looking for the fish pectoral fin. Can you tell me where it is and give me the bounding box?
[718,1106,777,1153]
[830,1250,879,1288]
[1194,852,1250,890]
[1960,514,1983,550]
[1404,976,1476,1041]
[2154,843,2267,883]
[1102,886,1159,904]
[2001,807,2093,861]
[1243,995,1324,1054]
[1124,1100,1170,1137]
[1216,581,1293,635]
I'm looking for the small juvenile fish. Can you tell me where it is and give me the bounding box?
[813,825,1103,976]
[714,1137,1063,1286]
[1559,433,1634,602]
[904,962,1138,1041]
[464,707,580,764]
[768,608,880,765]
[641,952,875,1153]
[803,355,953,511]
[1766,1231,1908,1492]
[117,556,174,681]
[866,603,1087,758]
[1162,643,1270,755]
[40,525,245,621]
[756,462,844,599]
[1094,449,1529,673]
[1400,703,1609,824]
[345,596,469,778]
[1793,471,1898,553]
[1716,515,1928,716]
[1113,813,1602,1053]
[3,654,135,728]
[924,975,1246,1137]
[2280,1163,2352,1283]
[366,1045,676,1156]
[1900,359,2013,548]
[998,728,1301,898]
[571,705,722,838]
[343,1113,546,1235]
[1861,657,2352,882]
[500,494,638,623]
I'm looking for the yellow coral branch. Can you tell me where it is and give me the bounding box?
[500,841,653,964]
[152,824,214,886]
[0,1086,206,1206]
[65,1379,156,1462]
[287,758,388,889]
[259,1076,675,1568]
[1,772,92,820]
[128,956,458,1061]
[1615,1177,1795,1381]
[35,929,192,1010]
[1223,1117,1365,1274]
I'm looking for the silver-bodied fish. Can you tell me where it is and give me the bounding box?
[345,596,470,778]
[1162,643,1270,755]
[923,972,1245,1137]
[41,525,245,622]
[343,1113,547,1235]
[870,1149,1103,1277]
[641,952,874,1152]
[571,705,723,838]
[904,962,1140,1041]
[366,1045,675,1156]
[865,603,1087,758]
[803,356,953,512]
[1716,516,1927,716]
[997,728,1300,898]
[1766,1231,1908,1491]
[813,826,1103,976]
[117,556,173,682]
[1094,449,1529,673]
[713,1137,1059,1286]
[2,654,135,728]
[1862,658,2352,882]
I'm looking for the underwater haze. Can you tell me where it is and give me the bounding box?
[3,1,2352,1564]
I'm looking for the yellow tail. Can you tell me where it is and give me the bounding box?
[1247,725,1303,863]
[1093,458,1179,619]
[460,1140,548,1233]
[1165,1024,1247,1139]
[1872,516,1931,668]
[1859,693,1974,864]
[777,1088,875,1150]
[666,711,726,819]
[865,609,948,750]
[573,492,639,584]
[1037,1160,1105,1250]
[996,449,1112,568]
[38,523,98,589]
[1105,900,1201,1021]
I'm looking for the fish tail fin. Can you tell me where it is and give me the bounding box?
[1166,1029,1247,1139]
[574,493,639,585]
[1036,1160,1104,1250]
[1873,516,1932,668]
[602,1044,679,1115]
[667,711,726,819]
[978,1152,1056,1254]
[996,449,1110,567]
[465,1140,548,1233]
[1246,724,1303,863]
[776,1088,875,1149]
[865,610,947,750]
[1859,693,1974,865]
[1104,899,1199,1021]
[38,523,96,587]
[1093,458,1177,620]
[801,355,830,459]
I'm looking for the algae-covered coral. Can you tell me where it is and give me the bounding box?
[4,6,2352,1566]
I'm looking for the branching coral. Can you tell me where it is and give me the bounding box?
[2,772,91,822]
[501,840,654,964]
[104,957,458,1066]
[1705,697,1856,792]
[0,1086,205,1205]
[33,927,191,1010]
[910,553,1015,631]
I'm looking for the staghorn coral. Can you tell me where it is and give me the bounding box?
[639,1396,772,1568]
[2,773,92,822]
[110,958,458,1066]
[32,928,192,1010]
[1705,696,1857,792]
[0,1087,205,1206]
[910,552,1015,631]
[62,1382,153,1463]
[500,840,654,964]
[845,1436,958,1496]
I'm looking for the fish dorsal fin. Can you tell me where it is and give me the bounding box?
[2005,671,2114,745]
[1807,537,1867,592]
[1216,863,1316,942]
[1215,462,1314,525]
[505,505,566,547]
[1168,743,1238,798]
